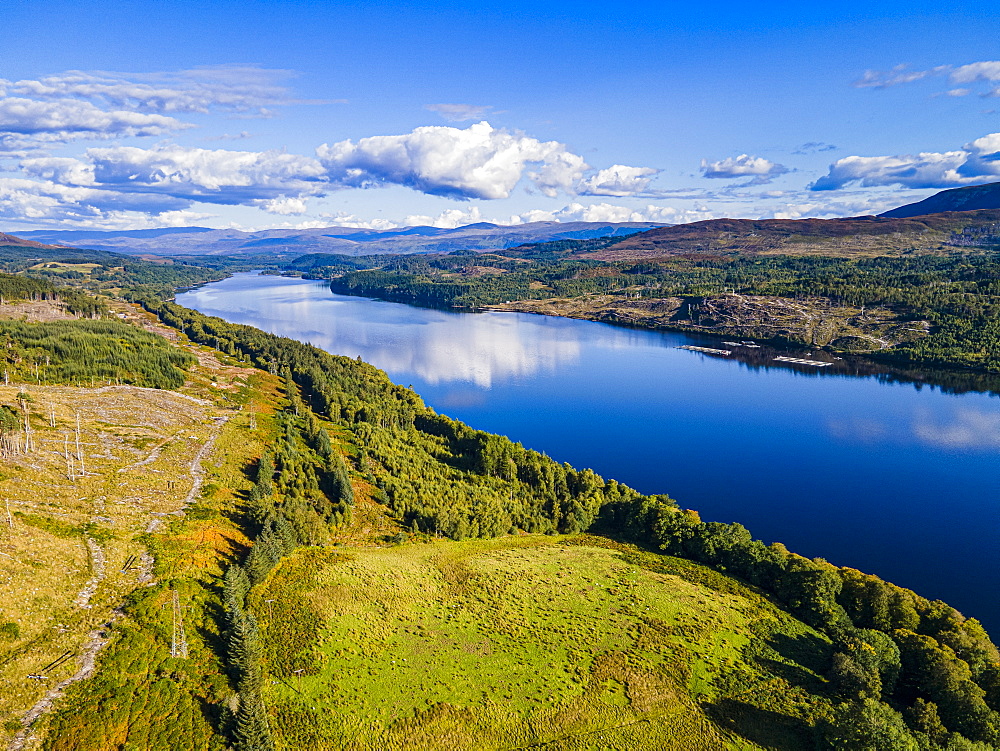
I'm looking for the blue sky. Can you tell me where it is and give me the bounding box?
[2,0,1000,231]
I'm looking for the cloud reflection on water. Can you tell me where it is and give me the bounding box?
[912,407,1000,450]
[826,406,1000,452]
[186,278,585,388]
[188,275,1000,453]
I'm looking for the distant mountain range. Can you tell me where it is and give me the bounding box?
[880,181,1000,218]
[558,184,1000,261]
[13,221,662,257]
[6,183,1000,262]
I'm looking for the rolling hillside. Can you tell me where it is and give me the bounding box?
[880,182,1000,218]
[570,210,1000,261]
[258,536,833,750]
[0,233,69,251]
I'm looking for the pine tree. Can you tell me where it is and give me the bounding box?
[233,688,275,751]
[223,564,251,621]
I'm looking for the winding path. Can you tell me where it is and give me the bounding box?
[71,538,105,610]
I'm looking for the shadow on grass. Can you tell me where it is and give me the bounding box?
[768,631,832,676]
[748,631,833,696]
[195,597,231,672]
[705,698,816,750]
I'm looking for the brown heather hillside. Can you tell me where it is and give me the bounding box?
[0,233,68,250]
[576,209,1000,261]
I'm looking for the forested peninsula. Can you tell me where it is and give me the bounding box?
[1,248,999,749]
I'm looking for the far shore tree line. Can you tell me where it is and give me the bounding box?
[298,249,1000,374]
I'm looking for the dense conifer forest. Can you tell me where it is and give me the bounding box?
[0,273,193,387]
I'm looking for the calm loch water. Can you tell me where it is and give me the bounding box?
[178,272,1000,632]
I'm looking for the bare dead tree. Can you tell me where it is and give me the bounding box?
[75,412,85,476]
[64,433,76,481]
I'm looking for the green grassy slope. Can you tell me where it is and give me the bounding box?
[255,536,835,750]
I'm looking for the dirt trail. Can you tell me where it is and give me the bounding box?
[117,428,185,473]
[72,538,105,609]
[8,621,117,751]
[89,383,208,406]
[136,551,155,586]
[182,416,230,508]
[3,299,248,750]
[8,407,233,750]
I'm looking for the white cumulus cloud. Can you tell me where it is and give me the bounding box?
[701,154,788,181]
[514,202,711,225]
[811,132,1000,190]
[0,66,332,159]
[402,206,486,228]
[7,66,313,116]
[3,111,660,227]
[579,165,659,196]
[0,176,202,227]
[316,121,655,200]
[768,197,897,219]
[949,61,1000,85]
[316,212,401,230]
[25,144,327,205]
[317,121,594,200]
[529,150,590,198]
[0,97,188,143]
[252,196,310,215]
[19,156,98,186]
[355,202,708,230]
[151,209,217,226]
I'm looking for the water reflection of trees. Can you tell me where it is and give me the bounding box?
[690,342,1000,398]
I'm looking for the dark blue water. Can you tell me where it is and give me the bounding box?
[178,272,1000,633]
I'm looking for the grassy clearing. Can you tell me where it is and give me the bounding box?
[255,536,834,750]
[27,264,102,277]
